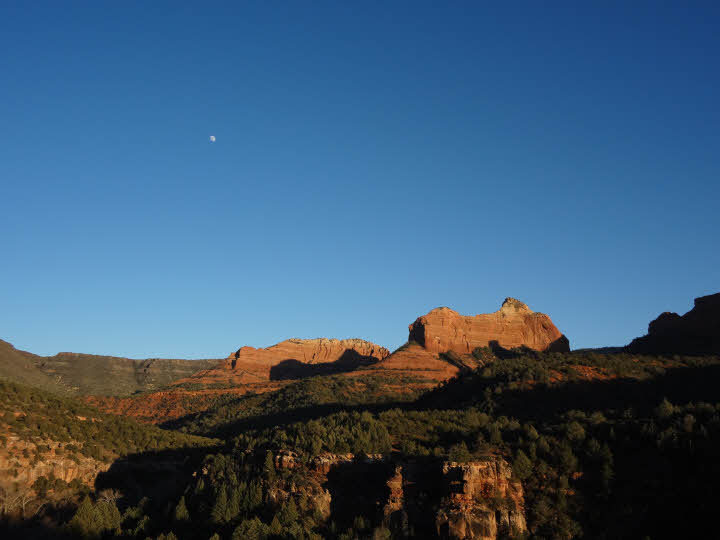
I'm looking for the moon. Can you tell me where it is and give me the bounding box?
[209,135,216,142]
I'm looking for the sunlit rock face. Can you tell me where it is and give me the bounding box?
[409,298,570,355]
[268,451,527,540]
[223,338,390,381]
[435,459,527,540]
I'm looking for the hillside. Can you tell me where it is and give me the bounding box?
[0,339,221,397]
[0,378,218,534]
[35,353,220,396]
[0,340,68,395]
[8,348,718,539]
[2,294,720,539]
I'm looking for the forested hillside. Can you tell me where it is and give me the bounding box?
[3,348,720,539]
[0,379,218,538]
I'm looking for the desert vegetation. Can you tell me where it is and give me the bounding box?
[2,348,720,539]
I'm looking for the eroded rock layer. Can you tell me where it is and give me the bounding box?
[265,451,526,540]
[409,298,569,355]
[436,459,526,539]
[627,292,720,355]
[369,342,473,382]
[223,338,390,381]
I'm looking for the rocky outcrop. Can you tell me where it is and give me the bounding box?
[409,298,569,355]
[269,451,526,539]
[436,459,526,540]
[627,293,720,355]
[370,342,468,382]
[224,338,390,381]
[0,436,108,491]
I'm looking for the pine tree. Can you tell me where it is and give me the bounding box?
[232,517,268,540]
[448,441,472,462]
[513,450,533,480]
[264,450,276,482]
[278,497,299,526]
[248,480,263,510]
[227,487,241,522]
[174,495,190,522]
[269,515,283,536]
[211,488,228,524]
[67,496,97,539]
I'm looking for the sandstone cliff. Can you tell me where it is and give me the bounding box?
[627,292,720,355]
[409,298,569,355]
[223,338,390,381]
[0,435,109,492]
[436,459,526,539]
[266,451,526,539]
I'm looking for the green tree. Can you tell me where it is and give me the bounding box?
[264,450,276,482]
[513,449,533,480]
[232,517,268,540]
[278,497,299,526]
[448,441,472,462]
[174,495,190,522]
[212,488,228,524]
[655,398,675,418]
[67,496,121,539]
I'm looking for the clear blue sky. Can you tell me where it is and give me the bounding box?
[1,1,718,358]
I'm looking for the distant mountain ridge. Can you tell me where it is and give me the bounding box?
[0,339,220,396]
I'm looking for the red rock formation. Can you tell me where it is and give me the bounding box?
[409,298,569,355]
[0,436,109,491]
[627,292,720,355]
[436,458,526,539]
[370,342,467,382]
[266,451,526,540]
[224,338,390,381]
[384,464,404,518]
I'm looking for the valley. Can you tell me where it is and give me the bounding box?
[1,295,719,539]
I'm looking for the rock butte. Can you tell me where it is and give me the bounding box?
[87,300,571,420]
[409,298,570,355]
[627,292,720,355]
[221,338,390,381]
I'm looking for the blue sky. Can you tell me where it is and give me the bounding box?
[1,2,718,358]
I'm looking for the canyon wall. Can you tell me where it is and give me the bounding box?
[266,451,526,539]
[223,338,390,381]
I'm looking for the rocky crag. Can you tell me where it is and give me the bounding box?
[227,338,390,379]
[263,451,526,539]
[183,338,391,387]
[370,298,569,383]
[0,435,108,491]
[436,460,526,539]
[409,298,569,355]
[627,292,720,355]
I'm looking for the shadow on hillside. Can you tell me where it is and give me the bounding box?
[269,350,380,380]
[0,444,221,540]
[192,399,415,439]
[323,459,394,532]
[421,363,720,421]
[165,360,720,440]
[95,445,221,510]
